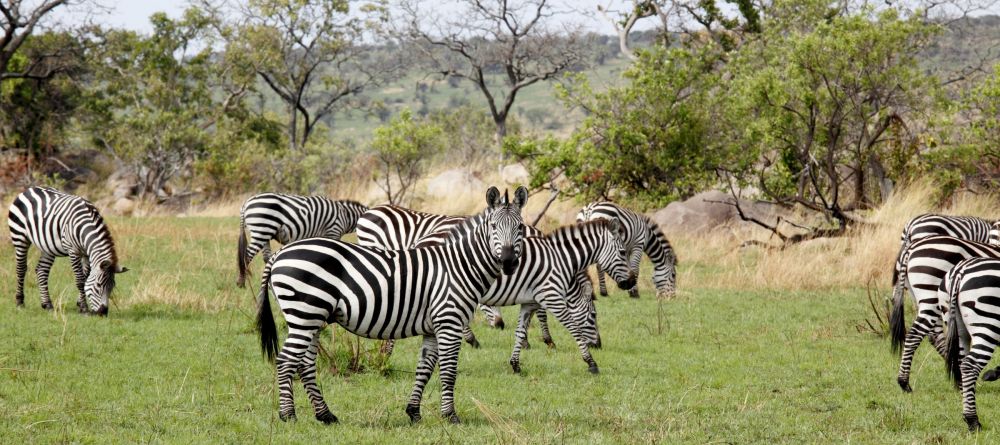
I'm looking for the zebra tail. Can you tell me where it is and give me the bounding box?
[257,261,279,363]
[889,271,907,355]
[237,214,249,288]
[944,273,964,389]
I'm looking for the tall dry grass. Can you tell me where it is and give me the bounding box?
[673,182,1000,291]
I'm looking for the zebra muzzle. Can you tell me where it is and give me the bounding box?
[616,274,637,291]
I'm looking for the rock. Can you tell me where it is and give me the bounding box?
[501,164,530,186]
[651,190,789,235]
[425,168,486,200]
[112,198,136,216]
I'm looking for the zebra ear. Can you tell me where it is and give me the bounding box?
[116,265,129,274]
[512,186,528,208]
[486,186,501,209]
[99,260,112,270]
[609,218,624,237]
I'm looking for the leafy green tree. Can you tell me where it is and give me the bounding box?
[371,109,443,205]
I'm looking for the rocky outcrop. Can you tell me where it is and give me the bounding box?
[651,190,791,235]
[425,168,486,200]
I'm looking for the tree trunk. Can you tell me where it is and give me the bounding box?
[288,105,299,152]
[494,118,507,174]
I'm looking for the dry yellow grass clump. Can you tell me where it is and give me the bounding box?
[674,182,1000,291]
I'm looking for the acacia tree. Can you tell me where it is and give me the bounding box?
[207,0,393,152]
[399,0,590,160]
[371,109,443,205]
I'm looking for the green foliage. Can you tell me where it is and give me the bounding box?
[370,109,444,204]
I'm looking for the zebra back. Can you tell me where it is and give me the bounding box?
[893,214,995,288]
[356,204,463,250]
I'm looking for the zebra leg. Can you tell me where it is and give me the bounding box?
[510,304,540,374]
[275,328,311,422]
[540,295,600,374]
[537,310,555,348]
[69,253,88,313]
[298,333,337,424]
[596,266,609,297]
[35,253,56,310]
[462,326,481,349]
[261,243,273,263]
[480,305,505,330]
[896,316,939,393]
[379,340,395,357]
[406,335,439,423]
[13,244,28,307]
[960,342,993,431]
[435,330,464,424]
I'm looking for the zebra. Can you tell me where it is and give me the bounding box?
[236,193,368,288]
[942,257,1000,432]
[477,218,636,374]
[255,186,527,424]
[891,214,998,305]
[356,204,544,330]
[890,235,1000,392]
[7,186,128,315]
[576,201,678,299]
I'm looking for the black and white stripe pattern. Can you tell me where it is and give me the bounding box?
[236,193,368,288]
[577,201,678,298]
[942,257,1000,432]
[7,186,127,315]
[255,186,527,424]
[890,235,1000,393]
[891,214,997,300]
[481,219,636,374]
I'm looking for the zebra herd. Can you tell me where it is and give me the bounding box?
[892,213,1000,431]
[6,185,678,426]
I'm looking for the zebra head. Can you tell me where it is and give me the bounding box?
[597,219,638,290]
[85,259,129,316]
[485,186,528,275]
[569,273,602,349]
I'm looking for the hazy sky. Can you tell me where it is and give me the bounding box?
[50,0,649,34]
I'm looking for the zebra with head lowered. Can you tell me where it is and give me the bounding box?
[256,186,527,424]
[891,213,999,301]
[891,235,1000,392]
[942,257,1000,432]
[236,193,368,288]
[577,201,678,299]
[7,186,128,315]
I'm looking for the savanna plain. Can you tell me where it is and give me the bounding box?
[0,185,997,444]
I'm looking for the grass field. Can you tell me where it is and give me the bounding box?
[0,215,997,444]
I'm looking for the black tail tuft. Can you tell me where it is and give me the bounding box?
[237,216,249,288]
[889,279,907,355]
[257,263,278,363]
[945,292,963,389]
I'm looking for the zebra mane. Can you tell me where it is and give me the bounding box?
[642,215,678,266]
[79,200,119,267]
[438,208,490,241]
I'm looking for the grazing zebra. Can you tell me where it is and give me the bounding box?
[890,235,1000,392]
[7,186,128,315]
[942,257,1000,432]
[357,204,544,330]
[891,214,998,304]
[256,186,527,424]
[479,219,636,374]
[577,201,678,299]
[236,193,368,288]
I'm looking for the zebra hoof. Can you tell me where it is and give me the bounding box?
[279,411,297,422]
[494,318,505,330]
[406,405,421,423]
[588,364,600,374]
[897,378,912,393]
[446,412,461,424]
[628,288,640,298]
[467,337,481,349]
[983,369,1000,382]
[521,340,531,350]
[544,339,556,349]
[966,415,982,432]
[316,410,338,424]
[15,297,24,307]
[510,360,521,374]
[599,290,609,297]
[41,302,53,310]
[236,279,245,289]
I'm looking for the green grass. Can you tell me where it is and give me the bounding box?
[0,217,996,443]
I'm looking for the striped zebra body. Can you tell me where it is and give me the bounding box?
[577,201,678,299]
[472,219,636,374]
[256,186,527,424]
[890,235,1000,393]
[236,193,368,288]
[7,186,127,315]
[357,205,543,331]
[891,214,997,298]
[942,257,1000,432]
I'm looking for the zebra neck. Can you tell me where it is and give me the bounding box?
[446,226,502,297]
[546,230,599,274]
